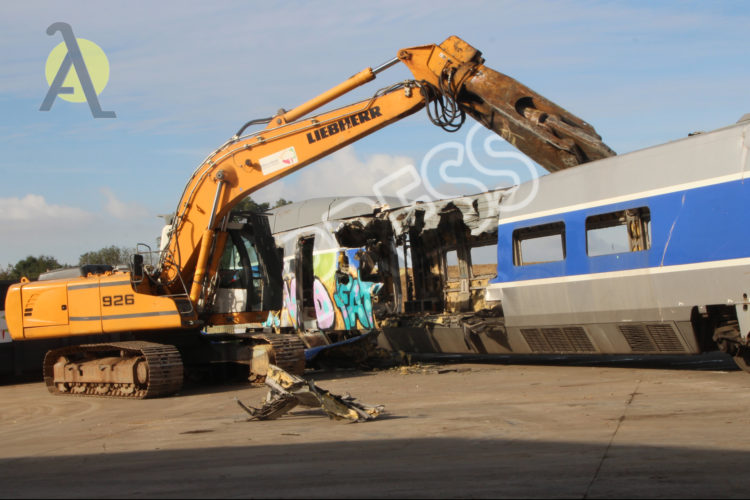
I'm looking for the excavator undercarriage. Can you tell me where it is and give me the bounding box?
[43,334,305,399]
[44,341,183,399]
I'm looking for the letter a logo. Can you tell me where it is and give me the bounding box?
[40,23,116,118]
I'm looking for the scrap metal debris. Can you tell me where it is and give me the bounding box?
[396,363,473,375]
[237,364,384,423]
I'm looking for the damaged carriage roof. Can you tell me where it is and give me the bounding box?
[386,187,510,238]
[266,196,408,234]
[265,187,510,238]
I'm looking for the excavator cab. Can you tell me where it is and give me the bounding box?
[209,213,284,318]
[214,228,264,313]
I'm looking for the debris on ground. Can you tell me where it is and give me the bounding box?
[305,331,401,371]
[237,364,384,423]
[396,363,473,375]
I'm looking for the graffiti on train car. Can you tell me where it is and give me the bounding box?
[268,247,384,331]
[332,249,383,330]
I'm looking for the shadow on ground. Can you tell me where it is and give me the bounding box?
[0,437,745,498]
[408,351,740,372]
[1,351,740,390]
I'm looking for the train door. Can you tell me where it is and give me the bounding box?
[295,236,316,329]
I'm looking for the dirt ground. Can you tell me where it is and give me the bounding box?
[1,354,750,498]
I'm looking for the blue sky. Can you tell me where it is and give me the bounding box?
[1,1,749,265]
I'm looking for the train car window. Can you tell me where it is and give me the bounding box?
[513,222,566,266]
[586,207,651,257]
[470,245,497,277]
[446,250,460,279]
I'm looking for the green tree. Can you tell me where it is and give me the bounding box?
[233,197,270,213]
[232,196,292,214]
[0,255,64,281]
[79,246,132,267]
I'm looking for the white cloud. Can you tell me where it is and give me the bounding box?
[0,193,162,265]
[0,194,92,221]
[251,146,428,206]
[101,187,150,219]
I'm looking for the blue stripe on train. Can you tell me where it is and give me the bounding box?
[491,178,750,284]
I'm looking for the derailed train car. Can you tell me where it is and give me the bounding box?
[258,115,750,372]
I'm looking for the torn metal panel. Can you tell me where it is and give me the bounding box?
[247,212,284,309]
[388,189,505,315]
[237,364,384,422]
[267,195,406,238]
[387,188,507,238]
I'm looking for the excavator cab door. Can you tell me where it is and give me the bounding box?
[214,231,254,313]
[212,217,283,314]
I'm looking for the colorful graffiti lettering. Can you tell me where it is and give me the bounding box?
[271,247,385,331]
[313,278,335,330]
[281,277,298,327]
[262,311,280,328]
[333,272,383,330]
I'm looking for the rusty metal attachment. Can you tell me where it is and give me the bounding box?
[459,66,616,172]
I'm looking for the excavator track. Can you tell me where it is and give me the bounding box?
[248,334,306,381]
[43,341,183,399]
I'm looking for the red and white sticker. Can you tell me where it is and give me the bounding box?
[259,147,298,176]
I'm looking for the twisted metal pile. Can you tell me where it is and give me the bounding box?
[237,364,384,423]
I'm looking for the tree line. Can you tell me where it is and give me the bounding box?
[0,246,132,281]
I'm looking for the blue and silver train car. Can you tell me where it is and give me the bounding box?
[484,115,750,369]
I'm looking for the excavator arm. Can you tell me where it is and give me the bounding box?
[161,36,614,311]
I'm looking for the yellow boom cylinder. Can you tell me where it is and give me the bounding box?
[280,68,376,124]
[189,229,216,305]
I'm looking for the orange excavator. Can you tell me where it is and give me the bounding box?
[4,36,614,398]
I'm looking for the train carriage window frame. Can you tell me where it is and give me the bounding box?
[513,221,566,266]
[586,207,651,257]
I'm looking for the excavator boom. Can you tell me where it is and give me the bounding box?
[162,36,614,307]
